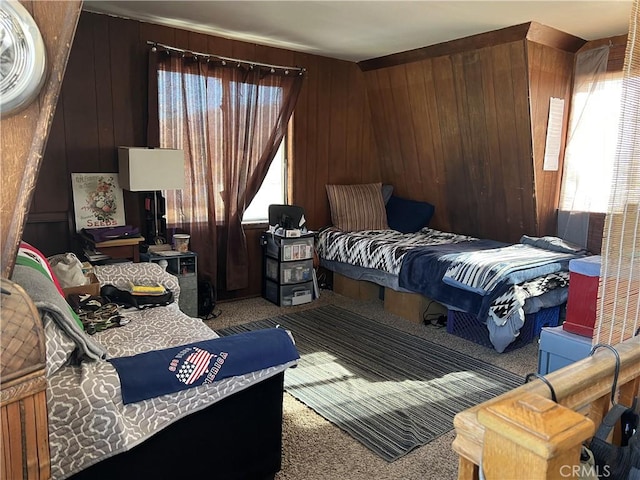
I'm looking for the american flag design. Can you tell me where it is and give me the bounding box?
[175,347,215,385]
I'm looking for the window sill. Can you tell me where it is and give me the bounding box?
[242,221,269,230]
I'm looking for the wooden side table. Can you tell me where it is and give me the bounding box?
[79,234,145,263]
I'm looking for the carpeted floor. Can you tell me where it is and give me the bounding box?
[218,305,523,462]
[204,289,539,480]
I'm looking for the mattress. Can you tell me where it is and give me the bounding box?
[318,227,576,352]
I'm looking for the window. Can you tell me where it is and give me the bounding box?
[242,139,286,223]
[559,47,623,213]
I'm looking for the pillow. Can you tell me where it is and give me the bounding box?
[326,183,388,231]
[385,195,435,233]
[381,184,394,205]
[519,235,588,255]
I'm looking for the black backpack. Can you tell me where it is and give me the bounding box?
[198,280,218,319]
[590,403,640,480]
[100,284,174,309]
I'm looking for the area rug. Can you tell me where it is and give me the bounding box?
[217,304,523,462]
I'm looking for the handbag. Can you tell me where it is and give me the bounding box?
[48,252,87,288]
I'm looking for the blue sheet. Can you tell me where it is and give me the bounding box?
[398,239,510,319]
[109,328,299,404]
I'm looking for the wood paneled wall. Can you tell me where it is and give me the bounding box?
[360,23,582,243]
[527,41,575,236]
[23,12,380,298]
[21,13,620,298]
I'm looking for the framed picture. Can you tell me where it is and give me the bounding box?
[71,173,126,231]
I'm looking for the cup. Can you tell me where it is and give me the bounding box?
[173,234,190,253]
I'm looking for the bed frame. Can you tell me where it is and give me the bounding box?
[69,372,286,480]
[0,274,287,480]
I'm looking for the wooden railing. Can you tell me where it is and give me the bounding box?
[453,335,640,479]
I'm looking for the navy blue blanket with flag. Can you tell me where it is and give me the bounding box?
[109,328,299,404]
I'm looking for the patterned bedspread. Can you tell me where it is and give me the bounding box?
[318,228,571,332]
[24,263,298,480]
[317,227,473,275]
[442,244,577,295]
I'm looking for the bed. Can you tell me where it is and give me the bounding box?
[319,227,582,352]
[319,183,586,352]
[10,259,298,480]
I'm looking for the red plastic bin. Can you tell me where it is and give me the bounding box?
[563,256,601,338]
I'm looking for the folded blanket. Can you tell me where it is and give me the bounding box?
[11,264,107,362]
[109,328,299,404]
[442,244,578,295]
[488,271,570,326]
[519,235,588,254]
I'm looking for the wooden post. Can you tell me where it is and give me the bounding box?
[457,456,479,480]
[478,393,594,479]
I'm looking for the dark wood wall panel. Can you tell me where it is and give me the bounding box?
[24,12,380,298]
[63,14,101,174]
[290,53,380,229]
[363,39,538,242]
[527,41,574,237]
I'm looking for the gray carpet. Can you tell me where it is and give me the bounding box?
[218,304,523,462]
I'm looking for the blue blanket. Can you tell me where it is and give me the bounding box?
[109,328,299,404]
[441,244,577,295]
[398,239,508,319]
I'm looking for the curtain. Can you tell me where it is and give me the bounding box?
[149,49,304,291]
[595,0,640,345]
[559,46,623,215]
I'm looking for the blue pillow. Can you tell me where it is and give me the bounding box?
[385,195,435,233]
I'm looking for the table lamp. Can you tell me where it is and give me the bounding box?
[118,147,185,245]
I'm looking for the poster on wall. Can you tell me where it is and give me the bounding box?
[543,97,565,171]
[71,173,126,232]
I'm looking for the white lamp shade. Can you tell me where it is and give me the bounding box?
[118,147,185,191]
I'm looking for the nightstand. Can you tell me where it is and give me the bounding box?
[140,251,198,317]
[79,233,145,263]
[261,232,314,306]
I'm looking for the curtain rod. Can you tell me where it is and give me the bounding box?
[147,41,306,73]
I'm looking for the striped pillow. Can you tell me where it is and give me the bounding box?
[326,183,389,231]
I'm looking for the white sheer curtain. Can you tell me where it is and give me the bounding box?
[559,46,622,214]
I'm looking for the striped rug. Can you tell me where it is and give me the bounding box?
[217,304,522,462]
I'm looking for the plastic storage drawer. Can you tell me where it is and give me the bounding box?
[265,234,314,261]
[538,325,592,375]
[265,258,313,284]
[264,280,313,307]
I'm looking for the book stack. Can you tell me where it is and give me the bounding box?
[127,282,167,296]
